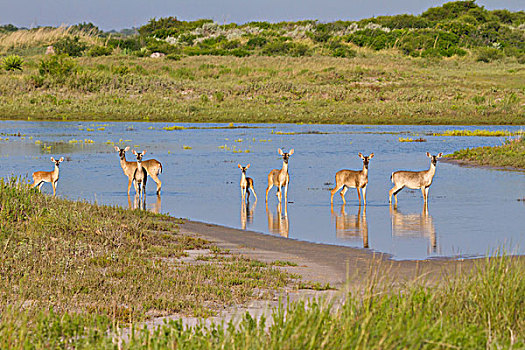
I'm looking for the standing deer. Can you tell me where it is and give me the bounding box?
[389,152,443,205]
[238,164,257,202]
[330,153,374,206]
[132,150,147,199]
[31,157,64,196]
[114,146,163,195]
[265,148,294,203]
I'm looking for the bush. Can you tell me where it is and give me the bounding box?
[53,36,87,57]
[86,45,113,57]
[107,37,144,51]
[39,55,77,79]
[245,36,267,49]
[166,53,181,60]
[2,55,24,71]
[476,47,504,62]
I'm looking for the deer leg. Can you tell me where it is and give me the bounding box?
[389,185,403,205]
[362,185,367,206]
[149,172,162,194]
[284,183,289,203]
[127,178,133,195]
[52,182,56,197]
[250,186,258,202]
[356,187,361,204]
[425,187,430,202]
[330,183,343,204]
[38,182,44,192]
[265,184,273,203]
[340,186,348,205]
[277,185,282,203]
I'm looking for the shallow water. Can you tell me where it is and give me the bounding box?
[0,121,523,260]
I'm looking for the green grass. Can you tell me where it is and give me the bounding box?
[0,177,291,323]
[1,255,523,349]
[434,129,524,137]
[0,53,524,124]
[448,136,525,169]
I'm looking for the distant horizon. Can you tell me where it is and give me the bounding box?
[1,0,523,32]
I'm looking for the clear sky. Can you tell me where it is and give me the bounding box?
[1,0,523,30]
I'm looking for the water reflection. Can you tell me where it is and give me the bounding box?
[266,202,289,238]
[127,193,162,214]
[390,203,437,253]
[331,204,369,248]
[240,199,256,230]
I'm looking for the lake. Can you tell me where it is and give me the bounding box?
[0,121,523,260]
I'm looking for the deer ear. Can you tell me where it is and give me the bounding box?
[246,164,251,169]
[238,164,242,169]
[358,152,364,159]
[369,153,374,159]
[132,150,137,155]
[50,157,55,162]
[124,146,130,152]
[59,157,64,162]
[142,150,147,156]
[426,152,431,158]
[288,149,294,155]
[437,152,443,158]
[114,146,120,152]
[278,148,284,155]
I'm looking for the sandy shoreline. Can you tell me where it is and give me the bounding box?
[179,219,476,288]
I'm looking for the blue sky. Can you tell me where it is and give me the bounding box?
[1,0,523,30]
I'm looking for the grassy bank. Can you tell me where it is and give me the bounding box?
[0,178,291,323]
[447,136,525,169]
[0,53,524,124]
[1,255,523,348]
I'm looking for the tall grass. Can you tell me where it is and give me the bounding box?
[0,27,99,54]
[0,255,522,349]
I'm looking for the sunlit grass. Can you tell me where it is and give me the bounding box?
[448,136,525,169]
[434,129,523,137]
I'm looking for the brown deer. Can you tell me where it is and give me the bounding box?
[265,148,294,203]
[114,146,163,195]
[389,152,442,205]
[330,153,374,206]
[238,164,257,202]
[31,157,64,196]
[131,150,147,199]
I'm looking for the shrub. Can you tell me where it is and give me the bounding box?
[245,36,267,49]
[476,47,504,62]
[112,65,130,75]
[53,36,87,57]
[2,55,24,71]
[39,55,77,79]
[86,45,113,57]
[166,53,181,60]
[107,37,144,51]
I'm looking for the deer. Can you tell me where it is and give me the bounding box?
[238,164,257,202]
[265,148,294,204]
[31,157,64,196]
[131,150,147,199]
[114,146,163,195]
[389,152,443,206]
[330,153,374,206]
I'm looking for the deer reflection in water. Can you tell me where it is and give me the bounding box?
[127,193,162,214]
[390,203,437,253]
[331,204,369,248]
[266,202,289,238]
[240,199,257,230]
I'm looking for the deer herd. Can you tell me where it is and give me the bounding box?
[30,146,443,210]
